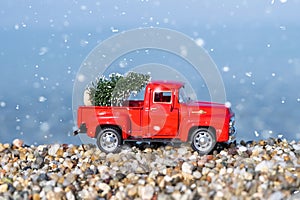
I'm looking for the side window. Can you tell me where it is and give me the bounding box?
[154,91,172,103]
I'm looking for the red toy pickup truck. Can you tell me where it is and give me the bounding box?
[74,81,235,155]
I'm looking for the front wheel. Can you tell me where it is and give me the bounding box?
[96,127,122,153]
[191,128,216,155]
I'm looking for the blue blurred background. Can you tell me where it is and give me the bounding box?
[0,0,300,145]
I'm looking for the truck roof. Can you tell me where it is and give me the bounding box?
[148,80,184,89]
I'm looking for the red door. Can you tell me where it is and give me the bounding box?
[147,90,179,138]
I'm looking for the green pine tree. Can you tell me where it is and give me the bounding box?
[87,72,150,106]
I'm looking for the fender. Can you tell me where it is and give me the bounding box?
[178,115,229,142]
[89,113,131,138]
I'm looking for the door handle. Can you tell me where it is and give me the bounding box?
[150,108,157,111]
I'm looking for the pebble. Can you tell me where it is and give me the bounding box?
[192,171,202,179]
[238,145,247,152]
[0,139,299,199]
[32,193,41,200]
[181,162,193,174]
[0,184,8,193]
[66,191,75,200]
[255,160,274,173]
[127,186,138,197]
[48,144,60,156]
[96,182,111,196]
[138,184,154,200]
[12,138,24,148]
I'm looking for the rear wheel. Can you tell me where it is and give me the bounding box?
[191,128,216,155]
[96,127,122,153]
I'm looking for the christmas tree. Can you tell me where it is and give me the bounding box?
[87,72,150,106]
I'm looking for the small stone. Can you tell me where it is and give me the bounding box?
[182,162,193,174]
[138,184,154,200]
[46,190,64,200]
[138,179,146,185]
[284,155,291,162]
[56,148,64,157]
[27,153,35,161]
[238,146,247,152]
[262,154,271,161]
[204,162,215,168]
[0,184,8,193]
[259,140,266,146]
[66,173,77,183]
[48,144,60,156]
[228,147,238,155]
[216,191,224,198]
[171,190,181,200]
[205,155,213,160]
[206,175,212,182]
[157,176,165,189]
[293,144,300,151]
[32,155,44,169]
[37,173,49,182]
[240,140,247,146]
[192,171,202,179]
[157,193,171,200]
[63,159,73,169]
[96,182,111,197]
[3,143,10,149]
[115,173,126,181]
[268,191,284,200]
[32,193,40,200]
[127,186,138,197]
[66,191,75,200]
[255,160,273,173]
[243,172,253,181]
[12,139,24,147]
[178,147,188,155]
[165,185,175,194]
[0,144,4,152]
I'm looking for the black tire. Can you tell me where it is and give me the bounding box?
[96,127,122,153]
[190,128,216,155]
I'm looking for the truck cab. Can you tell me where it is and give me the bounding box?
[74,81,235,155]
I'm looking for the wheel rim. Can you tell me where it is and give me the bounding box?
[193,130,213,152]
[100,131,119,152]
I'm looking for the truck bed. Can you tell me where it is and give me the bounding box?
[77,100,145,138]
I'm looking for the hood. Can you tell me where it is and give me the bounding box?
[187,101,227,108]
[186,101,234,117]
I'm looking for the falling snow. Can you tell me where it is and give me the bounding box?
[195,38,205,47]
[111,27,119,33]
[40,122,50,132]
[0,102,6,108]
[223,66,230,72]
[39,47,49,56]
[38,96,47,102]
[119,60,128,68]
[1,1,300,145]
[245,72,252,77]
[77,74,86,82]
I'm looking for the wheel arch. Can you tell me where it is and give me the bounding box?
[188,126,216,141]
[95,124,122,138]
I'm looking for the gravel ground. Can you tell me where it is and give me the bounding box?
[0,138,300,200]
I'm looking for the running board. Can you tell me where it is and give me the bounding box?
[124,138,182,144]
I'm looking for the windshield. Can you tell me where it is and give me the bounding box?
[179,88,189,103]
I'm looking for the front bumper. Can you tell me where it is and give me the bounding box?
[229,116,236,141]
[73,123,87,136]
